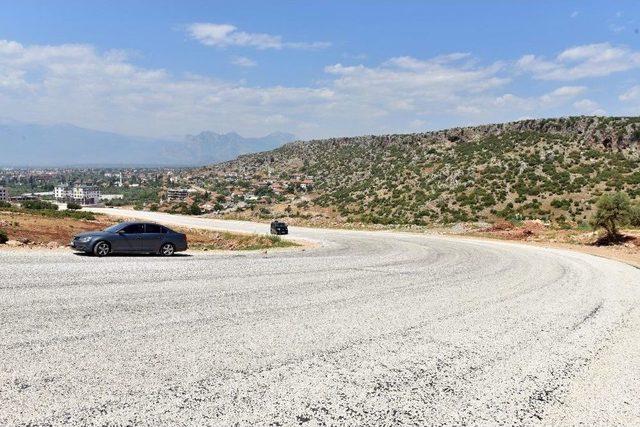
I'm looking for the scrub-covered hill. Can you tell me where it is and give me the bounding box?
[204,116,640,226]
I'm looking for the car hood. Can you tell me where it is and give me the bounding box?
[74,231,111,239]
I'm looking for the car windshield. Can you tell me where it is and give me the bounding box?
[103,224,124,233]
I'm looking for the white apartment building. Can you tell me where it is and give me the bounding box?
[53,185,68,200]
[0,186,8,202]
[54,185,101,205]
[166,188,189,202]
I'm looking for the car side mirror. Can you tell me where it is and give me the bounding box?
[117,230,126,235]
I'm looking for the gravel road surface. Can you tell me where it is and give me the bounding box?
[1,209,639,425]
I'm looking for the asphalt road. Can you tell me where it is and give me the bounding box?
[1,209,639,425]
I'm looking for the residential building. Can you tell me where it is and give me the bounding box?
[0,186,8,201]
[53,185,68,200]
[166,188,189,202]
[100,194,124,201]
[55,185,101,205]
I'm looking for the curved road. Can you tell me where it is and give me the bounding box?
[1,208,639,425]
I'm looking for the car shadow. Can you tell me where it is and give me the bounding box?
[72,252,193,258]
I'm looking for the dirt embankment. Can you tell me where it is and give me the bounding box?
[0,211,113,248]
[0,210,296,252]
[458,220,640,269]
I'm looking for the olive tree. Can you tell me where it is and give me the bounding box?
[590,192,631,240]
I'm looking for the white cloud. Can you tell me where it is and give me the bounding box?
[0,39,335,138]
[609,24,626,33]
[326,55,508,97]
[187,23,330,50]
[573,98,605,115]
[319,55,514,130]
[619,85,640,102]
[539,85,586,103]
[0,38,630,140]
[516,43,640,80]
[231,56,257,67]
[409,119,427,129]
[455,86,586,121]
[3,40,516,138]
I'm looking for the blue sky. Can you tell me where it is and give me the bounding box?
[0,0,639,139]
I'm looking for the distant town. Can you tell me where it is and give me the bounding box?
[0,167,316,218]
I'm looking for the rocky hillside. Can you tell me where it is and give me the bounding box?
[205,116,640,226]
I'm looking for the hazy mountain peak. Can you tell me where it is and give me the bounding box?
[0,120,296,167]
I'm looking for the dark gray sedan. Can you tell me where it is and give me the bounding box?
[71,222,188,256]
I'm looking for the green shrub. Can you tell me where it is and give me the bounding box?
[66,202,82,210]
[0,201,11,208]
[22,200,58,210]
[35,209,96,220]
[59,210,96,220]
[0,229,8,244]
[630,203,640,227]
[186,202,202,215]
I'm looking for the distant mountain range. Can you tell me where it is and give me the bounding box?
[0,119,295,167]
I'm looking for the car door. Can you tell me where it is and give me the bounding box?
[117,223,145,252]
[142,223,164,253]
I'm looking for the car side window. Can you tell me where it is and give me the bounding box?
[121,224,145,234]
[145,224,162,233]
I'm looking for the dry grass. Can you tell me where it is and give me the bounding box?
[0,210,298,251]
[0,210,114,245]
[175,227,298,251]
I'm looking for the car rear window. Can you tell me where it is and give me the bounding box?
[121,224,145,234]
[145,224,163,233]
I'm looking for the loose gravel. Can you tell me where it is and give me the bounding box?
[1,210,639,425]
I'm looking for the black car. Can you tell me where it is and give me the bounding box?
[270,221,288,235]
[71,222,188,257]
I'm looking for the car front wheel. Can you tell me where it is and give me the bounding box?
[160,243,175,256]
[93,241,111,257]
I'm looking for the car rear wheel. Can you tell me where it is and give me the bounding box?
[160,243,175,256]
[93,241,111,257]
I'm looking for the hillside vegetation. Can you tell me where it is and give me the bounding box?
[207,116,640,226]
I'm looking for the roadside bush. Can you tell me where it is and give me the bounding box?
[182,202,202,216]
[630,203,640,228]
[66,202,82,210]
[32,209,96,221]
[0,229,7,244]
[0,201,11,208]
[189,202,203,215]
[590,192,631,240]
[22,200,58,210]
